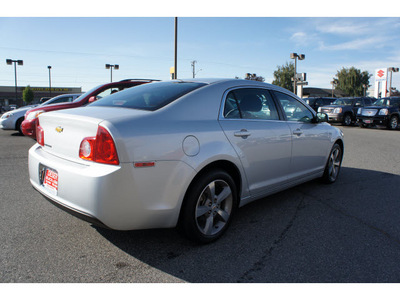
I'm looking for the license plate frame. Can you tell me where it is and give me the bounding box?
[39,164,58,195]
[364,119,373,124]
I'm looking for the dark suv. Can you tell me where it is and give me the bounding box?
[356,97,400,130]
[304,97,336,112]
[318,97,375,126]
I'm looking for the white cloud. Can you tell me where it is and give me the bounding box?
[316,20,370,36]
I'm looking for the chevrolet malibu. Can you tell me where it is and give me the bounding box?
[29,79,344,243]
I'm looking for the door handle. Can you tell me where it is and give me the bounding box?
[234,129,251,138]
[293,129,303,136]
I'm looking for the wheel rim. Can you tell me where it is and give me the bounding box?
[390,117,398,129]
[344,115,351,125]
[195,180,233,236]
[328,147,341,181]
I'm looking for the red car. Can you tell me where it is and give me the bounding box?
[22,79,157,139]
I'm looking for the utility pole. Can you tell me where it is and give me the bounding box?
[191,60,197,78]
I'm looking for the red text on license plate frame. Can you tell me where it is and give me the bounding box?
[43,169,58,193]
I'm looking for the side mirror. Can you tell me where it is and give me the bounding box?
[88,96,97,103]
[313,112,328,123]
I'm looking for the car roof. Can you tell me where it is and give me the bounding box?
[174,78,291,93]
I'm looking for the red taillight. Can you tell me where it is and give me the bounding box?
[79,137,95,161]
[37,124,44,146]
[79,126,119,165]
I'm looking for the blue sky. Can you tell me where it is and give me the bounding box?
[1,4,400,94]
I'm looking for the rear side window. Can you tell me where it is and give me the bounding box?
[89,81,206,111]
[224,88,279,120]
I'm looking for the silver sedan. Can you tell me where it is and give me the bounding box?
[28,79,344,243]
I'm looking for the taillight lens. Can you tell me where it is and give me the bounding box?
[37,125,44,146]
[79,126,119,165]
[79,137,95,161]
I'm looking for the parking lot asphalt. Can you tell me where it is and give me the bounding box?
[0,125,400,283]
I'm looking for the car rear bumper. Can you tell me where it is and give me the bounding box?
[28,144,195,230]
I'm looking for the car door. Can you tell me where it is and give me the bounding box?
[219,88,292,197]
[272,91,331,179]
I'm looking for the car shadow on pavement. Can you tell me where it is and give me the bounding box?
[94,167,400,283]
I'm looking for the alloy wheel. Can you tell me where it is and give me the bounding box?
[390,116,398,129]
[195,180,233,236]
[328,147,341,181]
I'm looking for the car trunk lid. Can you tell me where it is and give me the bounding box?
[37,107,149,164]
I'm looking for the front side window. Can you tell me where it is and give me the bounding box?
[223,88,279,120]
[274,91,314,122]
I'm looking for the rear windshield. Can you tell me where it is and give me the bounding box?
[88,81,207,111]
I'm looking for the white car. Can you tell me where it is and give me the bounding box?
[28,79,344,243]
[0,94,81,134]
[1,104,38,134]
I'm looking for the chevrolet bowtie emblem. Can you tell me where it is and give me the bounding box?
[55,126,64,133]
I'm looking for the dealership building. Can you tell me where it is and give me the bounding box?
[0,85,82,109]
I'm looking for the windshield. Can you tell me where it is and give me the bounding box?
[332,98,353,106]
[372,98,400,107]
[73,85,103,102]
[88,81,207,111]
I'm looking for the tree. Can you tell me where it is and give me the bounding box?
[23,85,34,104]
[272,62,294,92]
[334,67,371,97]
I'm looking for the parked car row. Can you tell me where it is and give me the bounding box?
[21,79,156,139]
[315,96,399,130]
[0,93,82,134]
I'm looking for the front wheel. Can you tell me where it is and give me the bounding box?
[179,169,237,243]
[387,115,398,130]
[321,143,343,184]
[342,114,352,126]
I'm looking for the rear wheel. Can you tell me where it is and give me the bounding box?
[179,169,237,243]
[321,143,343,184]
[387,115,398,130]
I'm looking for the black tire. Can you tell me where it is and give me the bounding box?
[179,169,237,243]
[16,118,23,135]
[387,115,398,130]
[321,143,343,184]
[342,114,352,126]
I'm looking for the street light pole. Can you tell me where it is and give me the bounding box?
[48,66,52,97]
[290,53,305,95]
[388,67,399,97]
[174,17,178,80]
[105,64,119,82]
[6,59,23,102]
[191,60,197,78]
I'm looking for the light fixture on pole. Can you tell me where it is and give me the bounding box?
[105,64,119,82]
[290,53,305,95]
[388,67,399,97]
[6,59,23,102]
[48,66,52,97]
